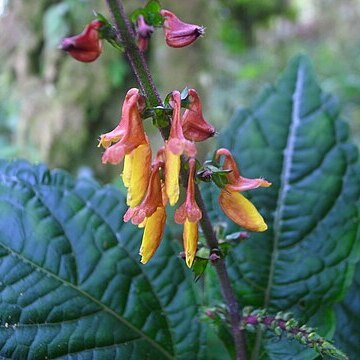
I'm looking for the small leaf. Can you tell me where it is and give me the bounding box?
[130,0,164,27]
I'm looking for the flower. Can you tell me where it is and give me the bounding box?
[174,158,202,267]
[100,88,148,164]
[99,88,150,207]
[160,9,205,48]
[136,15,154,52]
[216,148,271,232]
[182,89,216,142]
[59,20,103,62]
[165,91,197,205]
[124,159,166,264]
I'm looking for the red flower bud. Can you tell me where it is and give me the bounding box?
[182,89,216,142]
[160,10,205,48]
[59,20,103,62]
[136,15,154,52]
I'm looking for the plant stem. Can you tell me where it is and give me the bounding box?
[105,1,247,359]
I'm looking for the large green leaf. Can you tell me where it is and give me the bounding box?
[204,55,360,358]
[334,261,360,358]
[0,160,205,359]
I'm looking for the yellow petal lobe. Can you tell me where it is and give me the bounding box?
[125,143,151,208]
[140,207,166,264]
[183,219,198,268]
[122,154,132,188]
[165,150,181,206]
[219,190,268,232]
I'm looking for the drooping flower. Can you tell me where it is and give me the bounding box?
[124,159,166,264]
[160,10,205,48]
[216,148,271,232]
[99,88,150,208]
[136,15,154,52]
[165,91,197,205]
[59,20,103,62]
[174,158,202,267]
[182,89,216,142]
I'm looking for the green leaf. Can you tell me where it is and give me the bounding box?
[0,160,205,359]
[205,55,360,358]
[130,0,164,27]
[334,261,360,359]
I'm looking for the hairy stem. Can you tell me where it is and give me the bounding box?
[105,1,247,359]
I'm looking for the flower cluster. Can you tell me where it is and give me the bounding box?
[99,88,271,267]
[60,9,204,62]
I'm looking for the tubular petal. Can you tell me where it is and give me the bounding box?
[183,219,198,268]
[216,148,271,191]
[140,207,166,264]
[165,149,181,206]
[101,89,148,165]
[174,158,202,223]
[126,142,152,208]
[219,189,268,232]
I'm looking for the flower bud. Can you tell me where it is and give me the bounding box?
[136,15,154,52]
[59,20,103,62]
[160,10,205,48]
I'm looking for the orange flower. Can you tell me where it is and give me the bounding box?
[124,159,166,264]
[182,89,216,142]
[59,20,103,62]
[99,88,150,208]
[174,158,202,267]
[216,148,271,232]
[160,9,205,48]
[165,91,197,206]
[100,89,147,164]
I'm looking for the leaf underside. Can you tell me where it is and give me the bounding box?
[0,160,205,359]
[204,55,360,359]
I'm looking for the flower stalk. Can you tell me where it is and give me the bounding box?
[105,1,247,358]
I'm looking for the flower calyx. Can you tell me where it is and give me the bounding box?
[182,89,216,142]
[59,20,104,62]
[160,9,205,48]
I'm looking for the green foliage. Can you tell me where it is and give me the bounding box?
[0,160,205,359]
[130,0,164,27]
[203,55,360,358]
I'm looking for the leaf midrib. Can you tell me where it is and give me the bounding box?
[253,63,305,357]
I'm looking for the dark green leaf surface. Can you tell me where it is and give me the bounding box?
[334,261,360,359]
[205,55,360,358]
[0,160,205,359]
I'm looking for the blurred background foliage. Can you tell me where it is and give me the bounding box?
[0,0,360,183]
